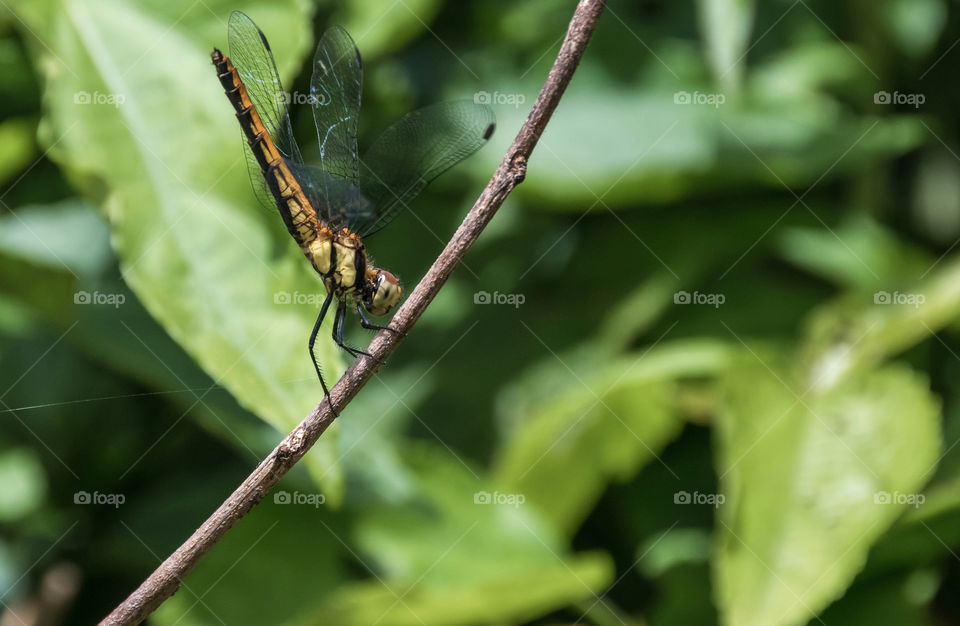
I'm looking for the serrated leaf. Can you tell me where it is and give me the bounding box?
[715,353,941,626]
[10,0,350,501]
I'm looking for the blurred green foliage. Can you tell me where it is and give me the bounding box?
[2,0,960,624]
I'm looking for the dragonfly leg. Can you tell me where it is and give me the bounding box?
[356,302,402,334]
[333,299,372,359]
[309,292,337,414]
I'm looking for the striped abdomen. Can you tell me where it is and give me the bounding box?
[211,48,320,248]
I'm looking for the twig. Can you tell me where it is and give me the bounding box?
[101,1,606,623]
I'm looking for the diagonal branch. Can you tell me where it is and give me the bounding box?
[101,1,606,623]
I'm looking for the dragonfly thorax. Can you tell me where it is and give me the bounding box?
[305,227,402,316]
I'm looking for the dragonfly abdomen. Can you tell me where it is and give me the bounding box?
[212,49,323,248]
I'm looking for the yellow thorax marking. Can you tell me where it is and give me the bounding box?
[333,240,358,289]
[308,235,332,274]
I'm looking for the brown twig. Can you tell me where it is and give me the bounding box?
[101,1,606,623]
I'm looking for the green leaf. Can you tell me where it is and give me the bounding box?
[696,0,755,93]
[0,448,46,522]
[881,0,947,59]
[0,117,36,186]
[337,0,444,58]
[715,352,941,626]
[307,443,615,625]
[150,493,343,626]
[294,552,611,626]
[494,340,729,535]
[778,214,932,291]
[11,0,350,501]
[0,199,111,274]
[802,253,960,388]
[479,40,925,210]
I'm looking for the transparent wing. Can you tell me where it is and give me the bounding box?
[286,162,375,230]
[227,11,301,163]
[356,101,495,238]
[241,135,275,211]
[310,26,362,186]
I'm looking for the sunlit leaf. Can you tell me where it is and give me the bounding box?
[9,0,349,501]
[715,352,941,626]
[0,199,111,274]
[495,340,730,535]
[0,448,46,521]
[0,117,36,186]
[802,254,960,389]
[696,0,755,93]
[337,0,444,58]
[299,444,614,625]
[294,552,610,626]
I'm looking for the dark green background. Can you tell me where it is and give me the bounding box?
[1,0,960,624]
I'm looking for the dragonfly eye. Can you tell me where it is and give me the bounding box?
[365,270,402,316]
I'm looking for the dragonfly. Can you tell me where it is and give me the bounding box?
[211,11,494,403]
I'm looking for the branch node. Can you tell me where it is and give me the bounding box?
[278,426,307,460]
[511,154,528,184]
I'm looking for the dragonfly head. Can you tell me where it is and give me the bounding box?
[364,269,402,316]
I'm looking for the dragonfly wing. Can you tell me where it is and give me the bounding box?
[240,135,276,211]
[286,161,375,230]
[227,11,301,163]
[356,101,495,238]
[310,26,362,215]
